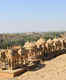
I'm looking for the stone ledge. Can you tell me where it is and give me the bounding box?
[0,68,26,78]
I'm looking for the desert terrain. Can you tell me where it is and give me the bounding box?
[18,54,66,80]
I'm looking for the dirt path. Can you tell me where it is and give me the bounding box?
[18,54,66,80]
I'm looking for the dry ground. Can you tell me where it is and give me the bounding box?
[18,54,66,80]
[1,54,66,80]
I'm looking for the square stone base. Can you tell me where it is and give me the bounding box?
[0,68,26,78]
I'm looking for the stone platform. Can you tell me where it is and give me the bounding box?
[0,68,27,78]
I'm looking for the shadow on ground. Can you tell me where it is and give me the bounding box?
[43,49,66,61]
[27,63,45,71]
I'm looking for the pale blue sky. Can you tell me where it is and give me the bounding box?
[0,0,66,33]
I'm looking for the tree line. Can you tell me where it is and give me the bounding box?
[0,32,64,49]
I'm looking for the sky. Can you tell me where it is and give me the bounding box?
[0,0,66,33]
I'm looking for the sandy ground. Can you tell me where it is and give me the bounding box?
[1,54,66,80]
[18,54,66,80]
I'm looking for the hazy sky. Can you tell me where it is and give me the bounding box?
[0,0,66,33]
